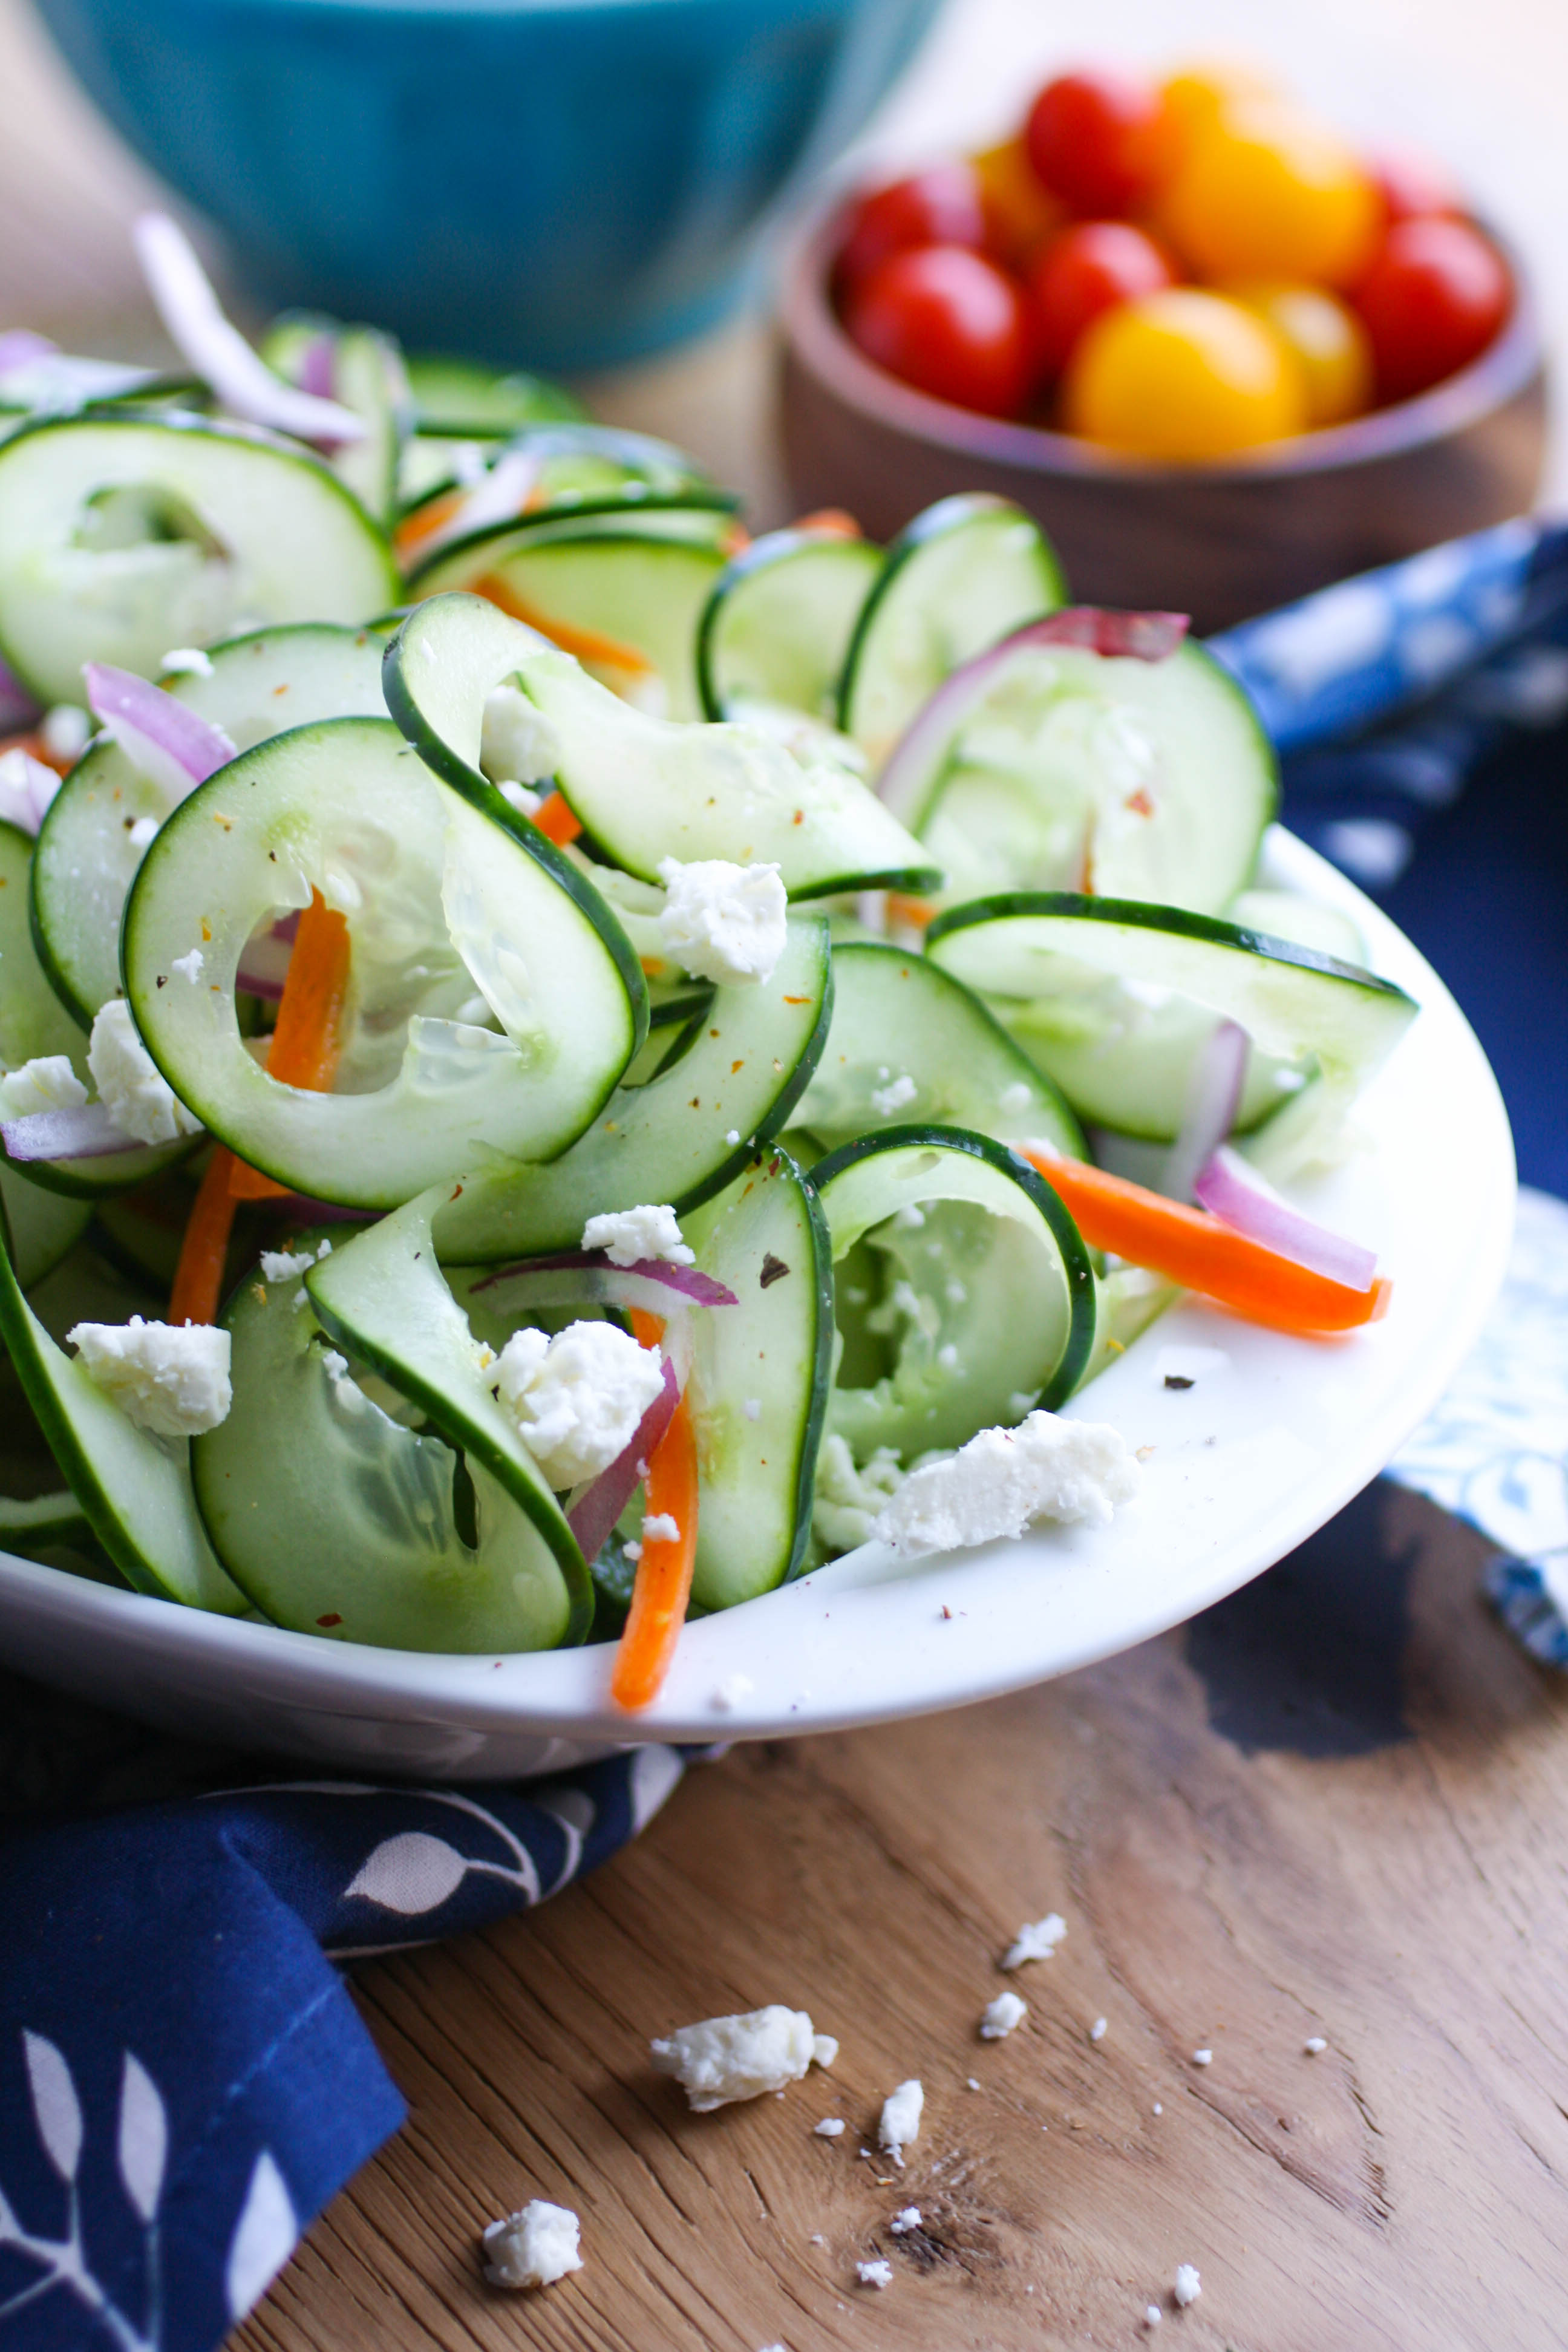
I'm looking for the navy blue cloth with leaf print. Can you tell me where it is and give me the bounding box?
[5,511,1568,2352]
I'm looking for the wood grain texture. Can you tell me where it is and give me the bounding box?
[234,1489,1568,2352]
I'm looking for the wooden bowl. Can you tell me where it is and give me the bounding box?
[779,203,1547,633]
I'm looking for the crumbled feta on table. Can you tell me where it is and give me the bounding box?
[658,855,788,985]
[871,1411,1140,1559]
[1192,2048,1212,2066]
[480,682,563,790]
[480,2200,582,2290]
[495,1319,664,1488]
[812,2034,838,2069]
[980,1991,1027,2040]
[1089,2017,1108,2043]
[1002,1913,1066,1969]
[856,2260,893,2290]
[581,1201,694,1267]
[889,2207,921,2235]
[878,2079,923,2163]
[814,2118,846,2138]
[69,1316,231,1436]
[0,1056,87,1120]
[1145,2303,1163,2326]
[1174,2265,1201,2307]
[650,2006,830,2111]
[87,999,202,1145]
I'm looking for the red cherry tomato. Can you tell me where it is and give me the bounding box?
[1029,220,1174,375]
[1368,146,1464,229]
[1354,217,1511,402]
[834,163,988,298]
[1024,69,1175,216]
[843,245,1034,417]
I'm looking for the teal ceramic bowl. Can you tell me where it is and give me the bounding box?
[32,0,942,370]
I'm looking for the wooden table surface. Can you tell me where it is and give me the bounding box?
[5,1,1568,2342]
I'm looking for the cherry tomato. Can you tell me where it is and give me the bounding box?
[1224,283,1372,426]
[1368,147,1465,229]
[1157,103,1379,288]
[843,245,1034,417]
[834,164,988,298]
[1160,59,1278,148]
[1354,217,1511,402]
[1029,221,1175,376]
[1024,69,1177,217]
[971,135,1065,270]
[1063,288,1306,460]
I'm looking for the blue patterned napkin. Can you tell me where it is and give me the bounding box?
[4,515,1568,2352]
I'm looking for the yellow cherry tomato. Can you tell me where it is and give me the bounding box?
[1223,281,1373,426]
[970,134,1065,270]
[1161,59,1279,149]
[1157,103,1380,289]
[1063,287,1307,460]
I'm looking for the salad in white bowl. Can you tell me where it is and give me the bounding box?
[0,219,1438,1716]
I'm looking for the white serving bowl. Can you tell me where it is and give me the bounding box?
[0,829,1512,1779]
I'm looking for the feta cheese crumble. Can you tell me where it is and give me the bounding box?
[999,1082,1034,1113]
[642,1511,681,1545]
[480,2200,582,2290]
[87,999,202,1145]
[171,947,204,983]
[159,645,214,677]
[811,1433,906,1553]
[41,704,91,763]
[814,2118,846,2137]
[812,2034,838,2069]
[980,1991,1027,2040]
[878,2079,923,2163]
[856,2260,892,2290]
[742,1397,762,1421]
[495,1319,664,1488]
[581,1201,694,1268]
[0,1056,88,1120]
[68,1316,231,1436]
[127,815,158,851]
[889,2208,921,2235]
[1174,2265,1201,2308]
[1002,1914,1067,1969]
[1192,2048,1212,2066]
[658,855,788,985]
[650,2007,820,2111]
[1089,2017,1108,2043]
[480,682,563,790]
[1304,2036,1327,2055]
[495,779,541,817]
[713,1672,754,1712]
[259,1239,332,1284]
[870,1072,917,1117]
[1145,2304,1163,2327]
[870,1411,1139,1559]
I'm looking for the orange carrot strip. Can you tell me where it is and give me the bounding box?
[720,518,753,557]
[392,487,467,561]
[885,893,936,930]
[1019,1148,1391,1336]
[0,729,72,776]
[611,1308,701,1711]
[530,789,583,846]
[791,508,863,538]
[229,889,351,1202]
[473,572,655,675]
[169,1148,240,1325]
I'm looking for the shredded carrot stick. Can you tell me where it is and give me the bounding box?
[229,889,351,1202]
[1018,1148,1391,1336]
[529,790,583,846]
[0,729,72,776]
[791,508,863,538]
[885,893,936,930]
[392,487,467,561]
[169,1148,240,1325]
[611,1308,701,1710]
[720,518,752,557]
[473,572,655,676]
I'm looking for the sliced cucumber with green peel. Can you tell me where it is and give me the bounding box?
[193,1238,586,1649]
[883,629,1278,916]
[387,595,938,897]
[0,412,399,704]
[305,1189,591,1642]
[1,1165,91,1286]
[32,622,391,1025]
[404,354,586,434]
[838,495,1067,768]
[0,1199,247,1611]
[680,1145,832,1609]
[261,317,413,529]
[999,982,1307,1142]
[697,529,883,722]
[810,1124,1096,1460]
[927,893,1419,1160]
[0,1487,93,1550]
[789,941,1083,1157]
[405,529,727,720]
[434,915,832,1263]
[122,717,644,1207]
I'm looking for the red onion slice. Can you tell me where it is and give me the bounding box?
[567,1354,681,1563]
[84,662,235,802]
[1194,1145,1379,1292]
[877,607,1191,811]
[0,746,62,834]
[236,929,294,1000]
[132,214,365,447]
[0,653,40,734]
[298,335,338,401]
[0,329,56,378]
[3,1103,141,1162]
[472,1251,738,1311]
[1163,1020,1249,1203]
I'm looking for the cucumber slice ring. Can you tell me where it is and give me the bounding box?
[405,492,741,588]
[837,494,1067,768]
[809,1123,1097,1456]
[0,410,399,704]
[121,717,645,1208]
[696,528,883,722]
